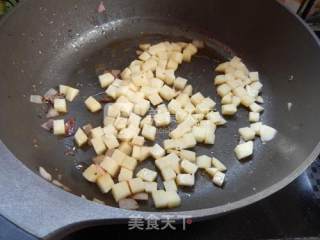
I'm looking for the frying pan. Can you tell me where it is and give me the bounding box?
[1,0,320,239]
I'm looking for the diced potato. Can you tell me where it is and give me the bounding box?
[107,104,120,118]
[83,164,103,182]
[111,149,127,165]
[256,96,264,103]
[181,160,198,174]
[171,51,183,64]
[205,167,219,177]
[150,144,165,159]
[180,133,197,149]
[213,171,225,187]
[118,167,133,182]
[91,127,104,139]
[54,98,67,113]
[196,155,211,169]
[118,141,133,155]
[136,168,157,182]
[191,92,204,105]
[207,111,227,125]
[121,68,132,80]
[179,150,196,162]
[145,182,157,193]
[240,95,255,107]
[155,153,180,173]
[249,72,259,82]
[154,111,171,127]
[128,178,145,194]
[138,51,151,61]
[196,98,216,114]
[120,156,138,171]
[176,174,194,186]
[217,84,232,97]
[174,77,187,90]
[159,85,176,101]
[222,104,237,115]
[167,99,181,115]
[214,75,226,85]
[105,85,119,99]
[102,134,119,149]
[250,122,262,135]
[85,96,102,113]
[249,112,260,122]
[175,108,188,123]
[163,139,179,150]
[132,146,150,161]
[192,126,206,143]
[97,173,114,193]
[232,96,241,106]
[183,84,193,96]
[147,92,163,106]
[161,167,177,181]
[114,117,128,130]
[140,115,153,128]
[53,119,65,135]
[139,43,151,51]
[128,112,141,128]
[142,58,157,72]
[99,72,115,88]
[239,127,256,141]
[59,85,69,95]
[163,69,176,85]
[234,141,254,160]
[90,139,107,157]
[167,191,181,208]
[103,124,117,136]
[133,98,150,116]
[112,181,131,202]
[141,124,156,141]
[221,93,233,105]
[74,128,88,147]
[167,59,178,70]
[132,136,145,146]
[100,156,120,177]
[233,86,247,98]
[260,125,277,142]
[249,103,264,113]
[211,157,227,172]
[103,116,115,126]
[152,190,169,208]
[163,180,178,192]
[65,87,80,102]
[215,62,230,72]
[118,127,137,142]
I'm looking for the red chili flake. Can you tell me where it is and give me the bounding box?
[65,117,76,136]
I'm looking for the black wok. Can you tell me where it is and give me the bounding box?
[0,0,320,239]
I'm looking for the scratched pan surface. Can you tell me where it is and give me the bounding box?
[1,0,320,237]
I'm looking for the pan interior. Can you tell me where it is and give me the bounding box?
[1,4,320,213]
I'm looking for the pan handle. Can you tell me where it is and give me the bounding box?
[0,141,132,239]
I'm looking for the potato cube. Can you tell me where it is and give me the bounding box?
[168,99,181,114]
[118,141,133,155]
[145,182,158,193]
[65,87,80,102]
[105,85,119,99]
[142,58,157,72]
[111,149,127,165]
[234,141,254,160]
[103,116,115,126]
[179,150,196,162]
[205,167,219,177]
[174,77,187,90]
[184,102,196,114]
[183,84,193,96]
[118,127,137,142]
[232,96,241,106]
[112,181,131,202]
[154,111,171,127]
[132,146,150,162]
[176,174,195,186]
[137,168,157,182]
[103,124,117,136]
[191,92,204,105]
[222,104,237,115]
[163,69,176,85]
[214,75,226,85]
[107,104,120,118]
[97,173,114,193]
[192,126,206,143]
[167,59,178,70]
[207,111,226,125]
[114,117,128,130]
[120,67,132,80]
[118,167,133,182]
[83,164,103,182]
[54,98,67,113]
[140,115,153,128]
[139,51,151,61]
[211,157,227,172]
[196,98,216,114]
[118,102,134,117]
[120,156,138,171]
[171,51,183,64]
[167,191,181,208]
[213,171,225,187]
[147,93,163,106]
[181,160,198,174]
[217,84,231,97]
[180,133,197,149]
[260,125,277,142]
[150,144,165,159]
[161,167,177,181]
[59,85,68,95]
[102,135,119,149]
[91,127,104,139]
[128,178,145,194]
[256,96,264,104]
[53,119,65,135]
[221,93,233,105]
[128,112,141,127]
[142,124,156,141]
[163,180,177,192]
[196,155,211,169]
[91,138,106,155]
[134,99,150,116]
[152,190,169,208]
[249,71,259,82]
[149,78,164,89]
[239,127,256,141]
[99,72,115,88]
[249,103,264,113]
[159,85,176,101]
[175,108,188,123]
[241,95,255,107]
[74,128,88,147]
[85,96,102,112]
[131,136,145,146]
[100,156,120,177]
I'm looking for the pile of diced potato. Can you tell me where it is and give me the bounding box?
[214,58,277,160]
[79,41,230,209]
